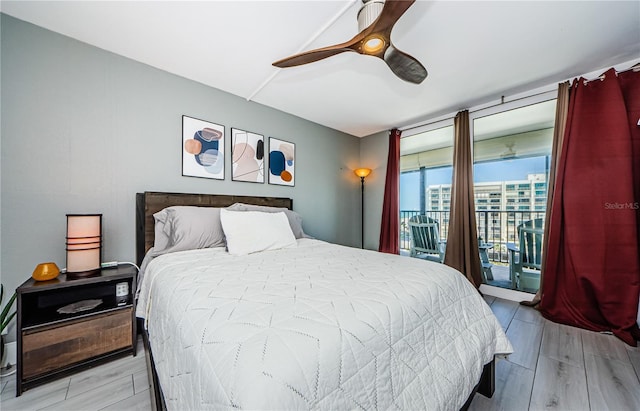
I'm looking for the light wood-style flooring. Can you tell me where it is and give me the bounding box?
[2,300,639,410]
[471,295,640,411]
[1,337,150,411]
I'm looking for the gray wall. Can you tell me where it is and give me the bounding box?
[360,131,389,251]
[0,14,363,326]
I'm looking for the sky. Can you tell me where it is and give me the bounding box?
[400,156,549,210]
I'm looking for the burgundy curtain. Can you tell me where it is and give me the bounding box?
[378,129,401,254]
[539,68,640,345]
[444,111,482,287]
[619,70,640,246]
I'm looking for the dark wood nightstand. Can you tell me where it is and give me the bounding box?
[15,264,137,396]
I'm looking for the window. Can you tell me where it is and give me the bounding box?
[400,124,454,250]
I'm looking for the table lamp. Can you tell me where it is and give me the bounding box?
[66,214,102,278]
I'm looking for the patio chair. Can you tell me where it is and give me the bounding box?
[478,237,494,283]
[507,218,543,291]
[408,215,446,263]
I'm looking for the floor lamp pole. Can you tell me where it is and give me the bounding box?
[360,176,365,249]
[354,168,371,249]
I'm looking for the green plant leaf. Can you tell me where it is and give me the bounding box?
[1,290,17,333]
[1,311,16,332]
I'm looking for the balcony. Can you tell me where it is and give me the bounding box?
[400,209,545,292]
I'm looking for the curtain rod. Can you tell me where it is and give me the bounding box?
[402,62,639,134]
[582,63,640,84]
[401,89,555,134]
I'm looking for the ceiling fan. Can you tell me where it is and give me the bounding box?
[272,0,427,84]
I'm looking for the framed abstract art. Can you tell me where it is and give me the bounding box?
[268,137,295,186]
[231,128,264,183]
[182,115,225,180]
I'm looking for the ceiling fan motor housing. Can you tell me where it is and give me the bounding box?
[357,0,385,31]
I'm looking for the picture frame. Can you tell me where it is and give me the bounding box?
[231,128,265,183]
[182,115,225,180]
[268,137,295,186]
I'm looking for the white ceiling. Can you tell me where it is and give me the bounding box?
[2,1,639,138]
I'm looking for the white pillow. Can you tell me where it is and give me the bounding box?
[220,209,297,256]
[226,203,311,239]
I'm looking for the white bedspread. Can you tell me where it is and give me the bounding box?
[137,239,512,410]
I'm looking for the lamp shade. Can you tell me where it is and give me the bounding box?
[354,168,372,178]
[66,214,102,277]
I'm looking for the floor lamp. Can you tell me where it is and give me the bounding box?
[354,168,372,249]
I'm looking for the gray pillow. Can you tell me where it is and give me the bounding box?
[136,206,225,298]
[159,206,226,253]
[226,203,310,239]
[153,209,171,252]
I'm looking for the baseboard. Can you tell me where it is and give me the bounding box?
[480,284,536,303]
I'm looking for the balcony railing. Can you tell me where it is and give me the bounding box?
[400,209,546,264]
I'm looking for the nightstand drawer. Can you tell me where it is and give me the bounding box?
[22,308,132,379]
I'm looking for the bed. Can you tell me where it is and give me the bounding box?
[135,191,512,410]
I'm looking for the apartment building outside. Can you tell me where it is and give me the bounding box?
[402,173,547,260]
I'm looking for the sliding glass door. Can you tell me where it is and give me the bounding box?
[399,94,558,293]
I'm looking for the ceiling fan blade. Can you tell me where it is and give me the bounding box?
[368,0,416,35]
[273,0,427,84]
[273,45,355,68]
[383,44,427,84]
[274,0,416,68]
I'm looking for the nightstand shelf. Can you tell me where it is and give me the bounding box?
[16,264,137,396]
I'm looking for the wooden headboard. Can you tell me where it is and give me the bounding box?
[135,191,293,265]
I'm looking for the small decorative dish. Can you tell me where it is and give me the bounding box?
[57,299,103,314]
